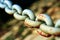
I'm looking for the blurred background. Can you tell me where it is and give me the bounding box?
[0,0,60,40]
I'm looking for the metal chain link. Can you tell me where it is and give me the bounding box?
[0,0,60,37]
[0,0,41,27]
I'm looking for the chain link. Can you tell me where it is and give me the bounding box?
[0,0,41,27]
[0,0,60,37]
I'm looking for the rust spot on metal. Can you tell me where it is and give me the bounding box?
[37,30,51,37]
[24,21,40,28]
[38,14,46,19]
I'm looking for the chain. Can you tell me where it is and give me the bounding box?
[0,0,41,27]
[0,0,60,38]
